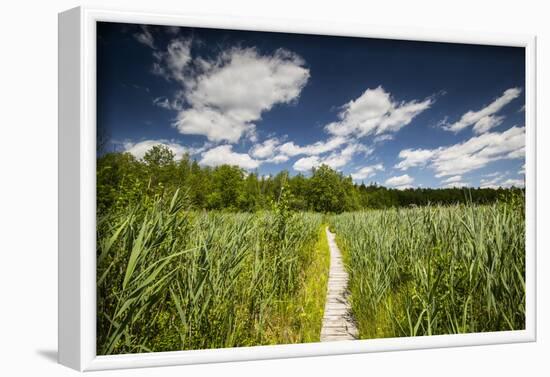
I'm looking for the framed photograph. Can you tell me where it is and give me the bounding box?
[58,6,536,371]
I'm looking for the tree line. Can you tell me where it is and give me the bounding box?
[97,145,523,214]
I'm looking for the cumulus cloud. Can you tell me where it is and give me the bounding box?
[444,88,521,133]
[325,86,433,138]
[248,137,291,164]
[321,143,372,169]
[174,107,256,144]
[124,140,189,160]
[279,136,347,157]
[291,142,371,172]
[395,149,436,170]
[199,145,261,170]
[184,48,309,114]
[433,126,525,177]
[134,26,155,49]
[351,163,384,180]
[153,41,310,143]
[266,154,290,164]
[248,135,369,168]
[250,137,282,159]
[385,174,414,188]
[395,126,525,177]
[293,156,321,172]
[243,86,428,172]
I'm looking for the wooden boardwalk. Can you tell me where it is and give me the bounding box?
[320,227,358,342]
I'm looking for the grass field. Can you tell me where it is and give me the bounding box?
[97,190,328,355]
[330,195,525,339]
[97,188,525,353]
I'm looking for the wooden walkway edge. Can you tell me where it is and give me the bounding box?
[320,227,358,341]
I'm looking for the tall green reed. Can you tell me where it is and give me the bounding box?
[97,190,323,354]
[330,196,525,339]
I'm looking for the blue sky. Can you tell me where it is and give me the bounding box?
[97,22,526,189]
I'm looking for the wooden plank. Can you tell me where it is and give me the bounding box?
[320,227,359,342]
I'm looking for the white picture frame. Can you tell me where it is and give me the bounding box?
[58,5,537,371]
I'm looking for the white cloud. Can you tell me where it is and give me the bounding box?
[434,116,449,128]
[483,171,502,178]
[444,88,521,133]
[519,164,525,175]
[249,137,291,164]
[395,148,436,170]
[316,142,371,170]
[442,175,463,183]
[293,156,321,172]
[266,154,290,164]
[373,134,394,143]
[250,137,282,159]
[480,173,524,189]
[385,174,414,188]
[175,107,256,144]
[185,48,309,114]
[124,140,188,160]
[502,178,525,188]
[480,174,505,189]
[152,39,192,83]
[153,97,171,109]
[321,153,351,170]
[472,115,505,134]
[279,136,347,157]
[152,96,183,111]
[507,147,525,159]
[325,86,433,138]
[433,126,525,177]
[134,26,155,49]
[442,175,469,188]
[248,135,368,168]
[291,141,371,172]
[154,45,310,143]
[351,163,384,180]
[199,145,261,170]
[443,181,469,188]
[342,142,372,158]
[395,126,525,177]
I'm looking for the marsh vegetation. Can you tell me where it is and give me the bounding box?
[97,147,525,354]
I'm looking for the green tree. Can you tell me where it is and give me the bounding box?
[96,146,522,214]
[241,172,262,211]
[96,152,143,213]
[188,160,210,208]
[308,165,346,213]
[208,165,245,210]
[141,145,177,194]
[143,145,175,167]
[288,173,310,211]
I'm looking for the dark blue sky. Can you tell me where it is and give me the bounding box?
[97,21,526,189]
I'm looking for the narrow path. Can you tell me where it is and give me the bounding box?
[320,227,358,341]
